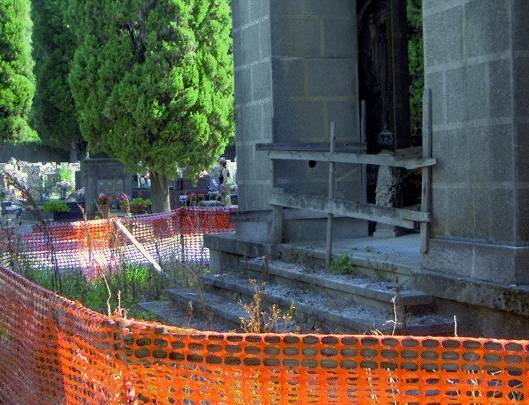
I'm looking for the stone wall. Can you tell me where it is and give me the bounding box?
[422,0,529,284]
[270,0,362,202]
[0,144,67,163]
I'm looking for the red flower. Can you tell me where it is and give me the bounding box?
[98,194,108,204]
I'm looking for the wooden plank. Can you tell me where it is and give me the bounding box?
[361,100,368,205]
[361,100,367,145]
[114,219,162,273]
[270,205,284,244]
[270,192,431,229]
[395,147,423,158]
[421,88,433,254]
[264,149,436,170]
[256,142,366,153]
[326,122,336,270]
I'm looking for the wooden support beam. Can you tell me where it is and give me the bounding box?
[114,219,162,273]
[421,89,433,254]
[361,100,367,205]
[256,142,366,153]
[262,149,436,170]
[270,205,284,244]
[326,122,336,271]
[270,192,431,229]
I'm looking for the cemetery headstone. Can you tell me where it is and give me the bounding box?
[80,158,132,216]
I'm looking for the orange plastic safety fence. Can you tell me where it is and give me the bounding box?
[1,266,529,404]
[0,207,235,277]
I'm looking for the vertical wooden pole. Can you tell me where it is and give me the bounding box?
[326,122,336,270]
[180,233,186,263]
[361,100,367,145]
[421,89,433,254]
[360,100,367,204]
[270,198,284,245]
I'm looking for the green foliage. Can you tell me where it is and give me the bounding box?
[43,200,70,213]
[30,0,82,153]
[131,197,151,209]
[407,0,423,137]
[330,255,358,275]
[24,264,165,320]
[67,0,235,181]
[58,167,74,184]
[0,0,36,143]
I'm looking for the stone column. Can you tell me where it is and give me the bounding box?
[232,0,367,242]
[422,0,529,284]
[232,0,274,212]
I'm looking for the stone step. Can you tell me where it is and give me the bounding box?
[276,243,419,283]
[164,288,297,333]
[165,289,244,328]
[200,271,453,335]
[241,258,434,314]
[138,300,235,332]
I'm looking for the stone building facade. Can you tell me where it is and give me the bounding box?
[233,0,367,242]
[204,0,529,338]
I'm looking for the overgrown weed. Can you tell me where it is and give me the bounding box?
[240,280,295,333]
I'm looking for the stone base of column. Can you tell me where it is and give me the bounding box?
[422,238,529,285]
[374,159,406,238]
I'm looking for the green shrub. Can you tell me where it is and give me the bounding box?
[23,264,165,320]
[43,200,70,213]
[130,198,152,214]
[330,255,358,276]
[408,0,423,138]
[58,167,74,184]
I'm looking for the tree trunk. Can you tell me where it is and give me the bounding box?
[78,140,89,161]
[150,172,171,212]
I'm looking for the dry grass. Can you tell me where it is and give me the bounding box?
[240,279,295,333]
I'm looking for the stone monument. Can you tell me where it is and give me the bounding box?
[80,158,132,216]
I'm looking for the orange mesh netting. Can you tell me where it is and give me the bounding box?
[1,265,529,404]
[0,207,235,278]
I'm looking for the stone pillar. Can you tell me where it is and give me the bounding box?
[232,0,367,242]
[232,0,274,212]
[422,0,529,284]
[374,162,405,238]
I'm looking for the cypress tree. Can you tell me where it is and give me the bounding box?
[31,0,85,160]
[407,0,423,138]
[68,0,234,211]
[0,0,36,143]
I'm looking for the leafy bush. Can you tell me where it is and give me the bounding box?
[23,264,165,320]
[330,255,358,275]
[43,200,70,213]
[130,198,152,214]
[58,167,75,184]
[408,0,423,138]
[118,194,130,212]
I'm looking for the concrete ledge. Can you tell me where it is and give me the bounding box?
[243,258,433,308]
[413,268,529,317]
[204,233,272,258]
[422,238,529,284]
